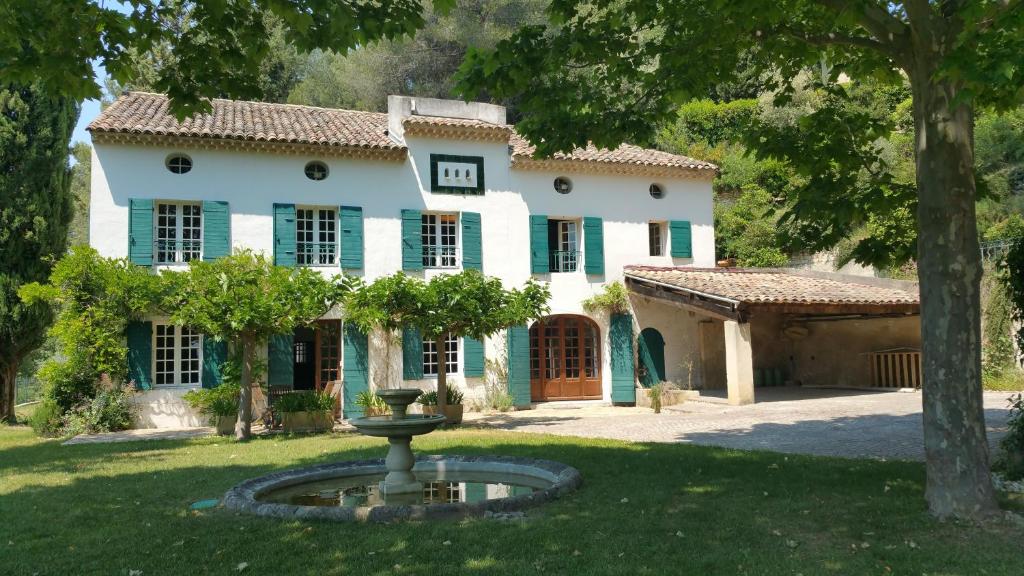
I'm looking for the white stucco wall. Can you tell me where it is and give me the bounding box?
[91,135,715,423]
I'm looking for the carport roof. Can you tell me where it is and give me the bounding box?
[624,266,920,320]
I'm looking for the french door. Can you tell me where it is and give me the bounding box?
[529,315,602,401]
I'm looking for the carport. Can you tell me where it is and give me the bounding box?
[624,267,921,405]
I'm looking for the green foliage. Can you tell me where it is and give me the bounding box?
[581,282,630,315]
[353,390,389,416]
[714,186,789,267]
[59,377,136,437]
[183,385,241,421]
[67,142,91,246]
[28,398,62,436]
[657,99,757,149]
[982,270,1017,377]
[4,0,446,116]
[273,391,334,414]
[417,385,465,406]
[983,214,1024,242]
[999,242,1024,367]
[995,394,1024,480]
[0,82,79,421]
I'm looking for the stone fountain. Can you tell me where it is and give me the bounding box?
[349,388,446,495]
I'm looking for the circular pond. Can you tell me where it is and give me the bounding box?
[223,455,582,523]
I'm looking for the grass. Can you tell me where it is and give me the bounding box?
[983,369,1024,392]
[1,426,1022,576]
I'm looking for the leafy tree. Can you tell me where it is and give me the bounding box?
[0,83,78,423]
[68,142,91,246]
[457,1,1024,519]
[162,250,343,440]
[344,270,549,415]
[287,0,547,116]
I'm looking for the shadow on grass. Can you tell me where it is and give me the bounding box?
[1,428,1022,575]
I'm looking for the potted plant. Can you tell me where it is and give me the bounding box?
[418,385,465,425]
[354,390,390,417]
[183,384,240,435]
[275,390,335,433]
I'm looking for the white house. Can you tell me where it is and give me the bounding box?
[88,92,720,427]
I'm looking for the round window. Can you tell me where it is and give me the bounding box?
[304,161,329,181]
[649,183,665,199]
[553,176,573,194]
[166,154,192,174]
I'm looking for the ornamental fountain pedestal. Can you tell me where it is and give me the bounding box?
[350,388,446,496]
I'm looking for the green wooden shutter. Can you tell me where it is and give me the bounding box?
[202,338,228,388]
[461,212,482,271]
[202,200,231,261]
[529,215,549,274]
[126,321,152,390]
[267,334,294,387]
[507,325,531,408]
[340,205,364,270]
[401,209,423,271]
[610,313,636,404]
[583,216,605,275]
[669,220,693,258]
[128,198,154,266]
[465,483,487,503]
[273,203,297,267]
[343,323,369,418]
[464,336,485,377]
[402,326,424,380]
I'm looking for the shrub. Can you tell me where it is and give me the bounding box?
[582,282,630,315]
[995,393,1024,480]
[37,360,95,414]
[417,385,464,406]
[183,384,241,424]
[274,390,334,414]
[354,390,389,416]
[29,398,62,436]
[59,377,136,436]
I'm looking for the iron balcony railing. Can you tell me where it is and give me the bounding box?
[422,245,459,268]
[550,250,581,273]
[297,242,338,266]
[154,239,202,263]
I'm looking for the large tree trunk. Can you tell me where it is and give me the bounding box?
[235,336,255,441]
[0,360,18,424]
[436,332,449,419]
[910,69,998,519]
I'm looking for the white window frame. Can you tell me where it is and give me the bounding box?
[154,201,202,265]
[421,213,460,269]
[423,334,460,376]
[551,219,581,273]
[152,323,204,388]
[649,221,665,257]
[296,206,338,267]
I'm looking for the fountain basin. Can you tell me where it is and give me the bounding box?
[349,414,446,437]
[222,455,582,523]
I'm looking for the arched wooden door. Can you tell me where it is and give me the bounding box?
[638,327,666,387]
[530,315,602,401]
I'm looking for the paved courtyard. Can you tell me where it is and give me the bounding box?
[466,388,1015,461]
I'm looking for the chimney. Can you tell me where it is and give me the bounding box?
[387,95,506,144]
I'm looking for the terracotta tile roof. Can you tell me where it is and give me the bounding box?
[88,91,399,153]
[89,92,716,174]
[624,266,919,309]
[510,133,717,173]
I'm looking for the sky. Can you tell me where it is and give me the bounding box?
[72,1,130,146]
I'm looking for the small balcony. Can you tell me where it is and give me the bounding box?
[422,245,459,269]
[155,239,202,264]
[297,242,338,266]
[549,250,581,273]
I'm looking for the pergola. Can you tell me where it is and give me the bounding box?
[624,266,921,405]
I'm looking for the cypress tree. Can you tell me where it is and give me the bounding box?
[0,84,79,422]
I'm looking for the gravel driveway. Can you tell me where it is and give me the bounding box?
[467,388,1015,461]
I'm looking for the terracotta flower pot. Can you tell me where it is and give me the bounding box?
[215,415,235,436]
[442,404,464,425]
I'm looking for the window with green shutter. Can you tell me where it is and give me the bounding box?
[401,209,423,271]
[273,204,297,267]
[669,220,693,259]
[343,323,369,418]
[461,212,482,271]
[402,326,424,380]
[610,313,636,404]
[267,334,294,387]
[202,200,231,260]
[506,326,531,408]
[583,216,604,275]
[126,321,153,390]
[128,198,154,266]
[339,205,364,270]
[529,215,549,274]
[463,336,485,377]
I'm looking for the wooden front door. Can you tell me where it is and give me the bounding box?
[315,320,341,391]
[530,315,602,401]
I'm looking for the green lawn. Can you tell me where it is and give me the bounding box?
[1,426,1021,576]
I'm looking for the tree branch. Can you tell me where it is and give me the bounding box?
[815,0,913,65]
